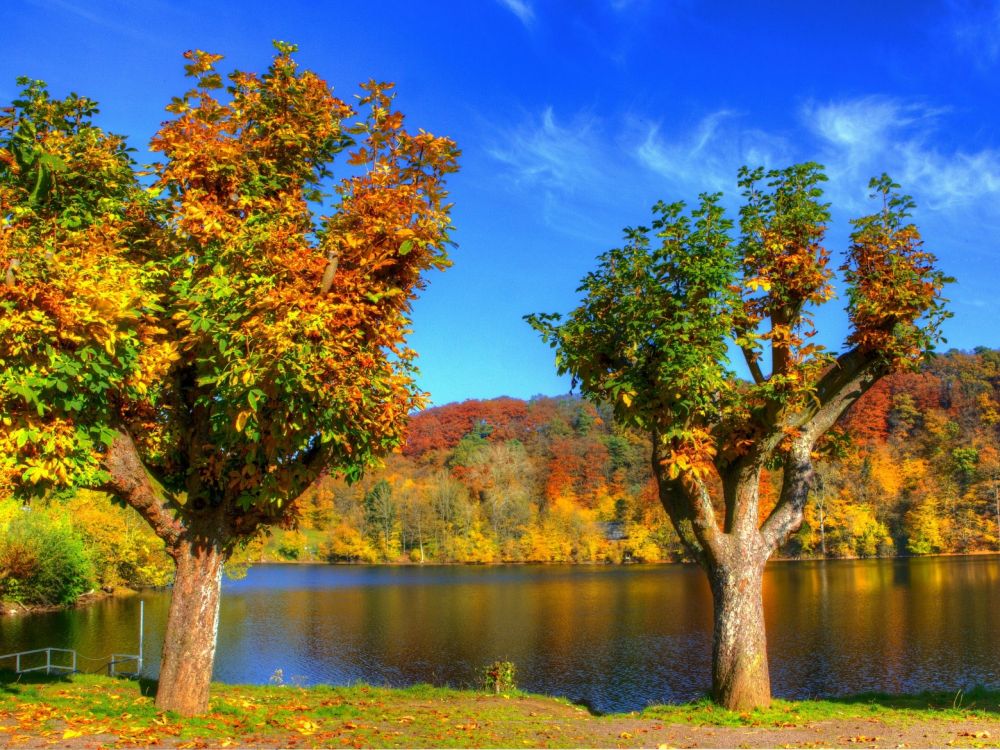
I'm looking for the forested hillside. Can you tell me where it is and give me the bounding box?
[3,348,999,605]
[282,348,1000,564]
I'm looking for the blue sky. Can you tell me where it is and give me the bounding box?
[5,0,1000,405]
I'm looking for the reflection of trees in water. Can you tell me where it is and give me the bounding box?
[12,559,1000,709]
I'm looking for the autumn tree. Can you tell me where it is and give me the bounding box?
[528,164,950,710]
[0,44,458,715]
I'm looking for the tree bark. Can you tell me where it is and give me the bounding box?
[655,454,773,711]
[155,537,228,716]
[709,557,770,711]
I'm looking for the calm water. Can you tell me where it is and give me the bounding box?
[2,557,999,713]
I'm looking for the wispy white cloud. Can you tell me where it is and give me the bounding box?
[488,107,604,195]
[487,107,618,238]
[487,94,1000,249]
[496,0,535,28]
[631,110,791,193]
[802,96,1000,211]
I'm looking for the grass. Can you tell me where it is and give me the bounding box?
[641,687,1000,727]
[1,672,999,748]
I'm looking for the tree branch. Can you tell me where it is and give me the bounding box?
[759,441,813,550]
[722,459,764,538]
[741,346,766,385]
[4,258,19,289]
[101,430,185,548]
[652,442,724,568]
[227,438,332,537]
[760,346,885,551]
[800,346,884,442]
[319,250,339,294]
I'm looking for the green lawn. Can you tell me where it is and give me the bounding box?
[1,672,998,748]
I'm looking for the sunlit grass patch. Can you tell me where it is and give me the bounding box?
[640,689,1000,727]
[3,672,999,748]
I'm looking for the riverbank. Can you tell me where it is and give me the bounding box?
[0,587,137,618]
[2,674,999,748]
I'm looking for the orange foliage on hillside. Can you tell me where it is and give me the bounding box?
[284,349,1000,564]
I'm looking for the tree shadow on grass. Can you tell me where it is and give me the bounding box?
[0,668,73,694]
[0,668,155,697]
[828,687,1000,715]
[138,676,158,698]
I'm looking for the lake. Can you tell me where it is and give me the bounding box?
[2,557,999,713]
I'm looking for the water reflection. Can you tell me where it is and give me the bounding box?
[1,558,998,713]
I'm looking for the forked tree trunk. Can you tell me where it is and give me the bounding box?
[155,538,228,716]
[709,558,770,711]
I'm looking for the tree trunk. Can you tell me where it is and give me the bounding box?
[818,498,827,557]
[155,538,227,716]
[709,559,771,711]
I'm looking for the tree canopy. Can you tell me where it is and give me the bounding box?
[528,164,950,564]
[1,42,458,516]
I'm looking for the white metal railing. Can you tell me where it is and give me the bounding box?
[0,647,77,675]
[0,647,144,676]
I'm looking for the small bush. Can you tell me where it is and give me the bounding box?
[0,511,94,605]
[276,529,307,560]
[482,660,517,695]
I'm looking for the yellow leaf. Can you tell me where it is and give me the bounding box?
[62,729,83,739]
[235,411,249,432]
[621,392,633,407]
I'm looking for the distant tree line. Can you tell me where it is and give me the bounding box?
[278,348,1000,564]
[3,347,998,604]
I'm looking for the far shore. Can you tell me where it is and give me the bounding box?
[6,550,998,618]
[250,547,1000,566]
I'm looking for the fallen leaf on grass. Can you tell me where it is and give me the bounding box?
[959,731,992,738]
[296,719,320,735]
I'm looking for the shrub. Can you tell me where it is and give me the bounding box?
[65,490,172,589]
[482,660,517,695]
[0,511,94,605]
[276,529,308,561]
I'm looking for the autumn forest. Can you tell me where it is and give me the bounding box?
[253,346,1000,565]
[7,346,997,591]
